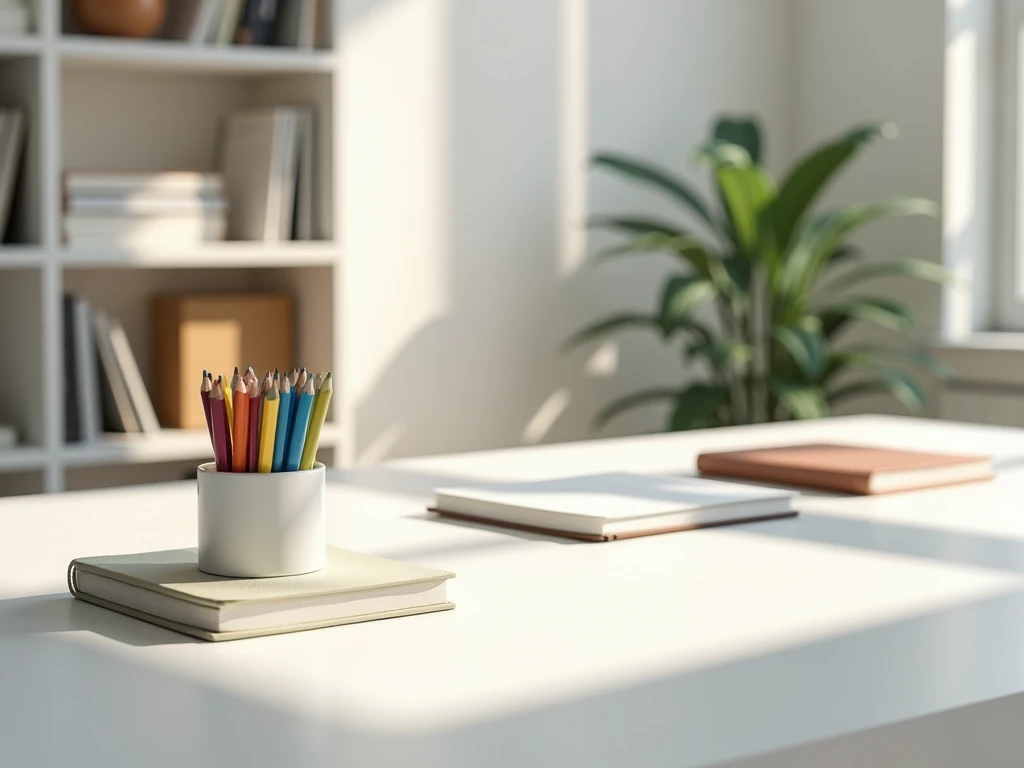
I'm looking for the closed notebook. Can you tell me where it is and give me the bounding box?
[431,472,798,542]
[697,443,992,495]
[68,547,455,642]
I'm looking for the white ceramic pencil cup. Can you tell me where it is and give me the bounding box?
[197,462,326,578]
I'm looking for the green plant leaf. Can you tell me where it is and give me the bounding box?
[828,345,952,380]
[695,139,776,257]
[659,276,717,334]
[780,197,938,301]
[819,296,915,338]
[594,232,714,274]
[686,340,754,370]
[717,165,776,257]
[587,215,689,237]
[562,313,658,352]
[768,122,897,252]
[769,379,829,419]
[592,153,718,232]
[828,370,926,412]
[593,388,678,429]
[669,384,728,430]
[820,258,951,293]
[772,325,827,379]
[714,117,762,164]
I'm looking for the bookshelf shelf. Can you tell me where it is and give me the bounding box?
[0,1,347,495]
[60,423,342,467]
[59,242,339,269]
[58,36,337,76]
[0,36,40,56]
[0,246,44,267]
[0,446,48,471]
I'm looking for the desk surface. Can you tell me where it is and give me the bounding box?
[4,415,1024,767]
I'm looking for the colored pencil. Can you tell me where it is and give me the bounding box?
[295,367,307,393]
[231,374,249,472]
[299,372,332,470]
[289,368,299,387]
[200,371,213,442]
[210,380,232,472]
[243,366,256,386]
[284,378,315,471]
[246,378,261,472]
[258,377,280,473]
[272,375,293,472]
[225,367,240,442]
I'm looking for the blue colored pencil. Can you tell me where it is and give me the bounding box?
[284,378,315,471]
[272,375,293,472]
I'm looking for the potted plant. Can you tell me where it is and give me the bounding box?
[568,117,948,430]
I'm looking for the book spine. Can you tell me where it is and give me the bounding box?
[92,309,141,433]
[235,0,279,45]
[108,319,161,433]
[695,455,872,494]
[73,297,102,442]
[65,176,224,198]
[62,295,80,442]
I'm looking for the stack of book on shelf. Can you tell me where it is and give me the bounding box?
[162,0,330,49]
[62,172,227,248]
[0,0,29,35]
[221,106,318,241]
[63,294,160,442]
[0,107,24,242]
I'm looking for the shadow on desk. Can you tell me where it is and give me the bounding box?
[0,593,196,646]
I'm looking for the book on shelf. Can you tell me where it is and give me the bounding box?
[146,0,327,49]
[88,306,160,436]
[0,0,30,35]
[431,472,799,542]
[63,294,103,443]
[68,546,456,642]
[221,106,317,241]
[62,171,227,248]
[0,108,25,242]
[697,443,993,495]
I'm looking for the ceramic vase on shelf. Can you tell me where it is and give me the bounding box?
[72,0,167,39]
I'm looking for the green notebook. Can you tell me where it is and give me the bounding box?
[68,547,455,642]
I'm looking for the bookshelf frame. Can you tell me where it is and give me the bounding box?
[0,2,345,494]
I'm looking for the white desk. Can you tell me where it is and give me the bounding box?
[5,415,1024,767]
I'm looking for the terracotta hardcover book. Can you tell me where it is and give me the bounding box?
[697,443,992,495]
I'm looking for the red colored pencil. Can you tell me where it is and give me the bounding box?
[200,370,213,442]
[231,375,249,473]
[210,380,232,472]
[246,378,262,472]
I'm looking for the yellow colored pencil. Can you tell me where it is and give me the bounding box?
[258,377,280,473]
[223,368,238,437]
[299,372,333,470]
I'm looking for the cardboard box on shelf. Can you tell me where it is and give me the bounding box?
[152,293,294,430]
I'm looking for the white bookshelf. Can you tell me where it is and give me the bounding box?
[0,2,345,496]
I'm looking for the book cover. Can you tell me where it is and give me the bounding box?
[72,296,102,442]
[0,108,23,242]
[107,317,161,433]
[432,472,798,542]
[93,308,141,434]
[68,547,455,642]
[697,443,993,494]
[62,294,79,442]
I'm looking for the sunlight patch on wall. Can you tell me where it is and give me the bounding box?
[557,0,588,277]
[584,341,618,377]
[357,422,406,465]
[522,388,571,444]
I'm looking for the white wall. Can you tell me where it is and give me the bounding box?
[793,0,946,414]
[340,0,795,462]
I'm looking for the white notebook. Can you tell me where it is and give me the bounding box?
[433,472,799,541]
